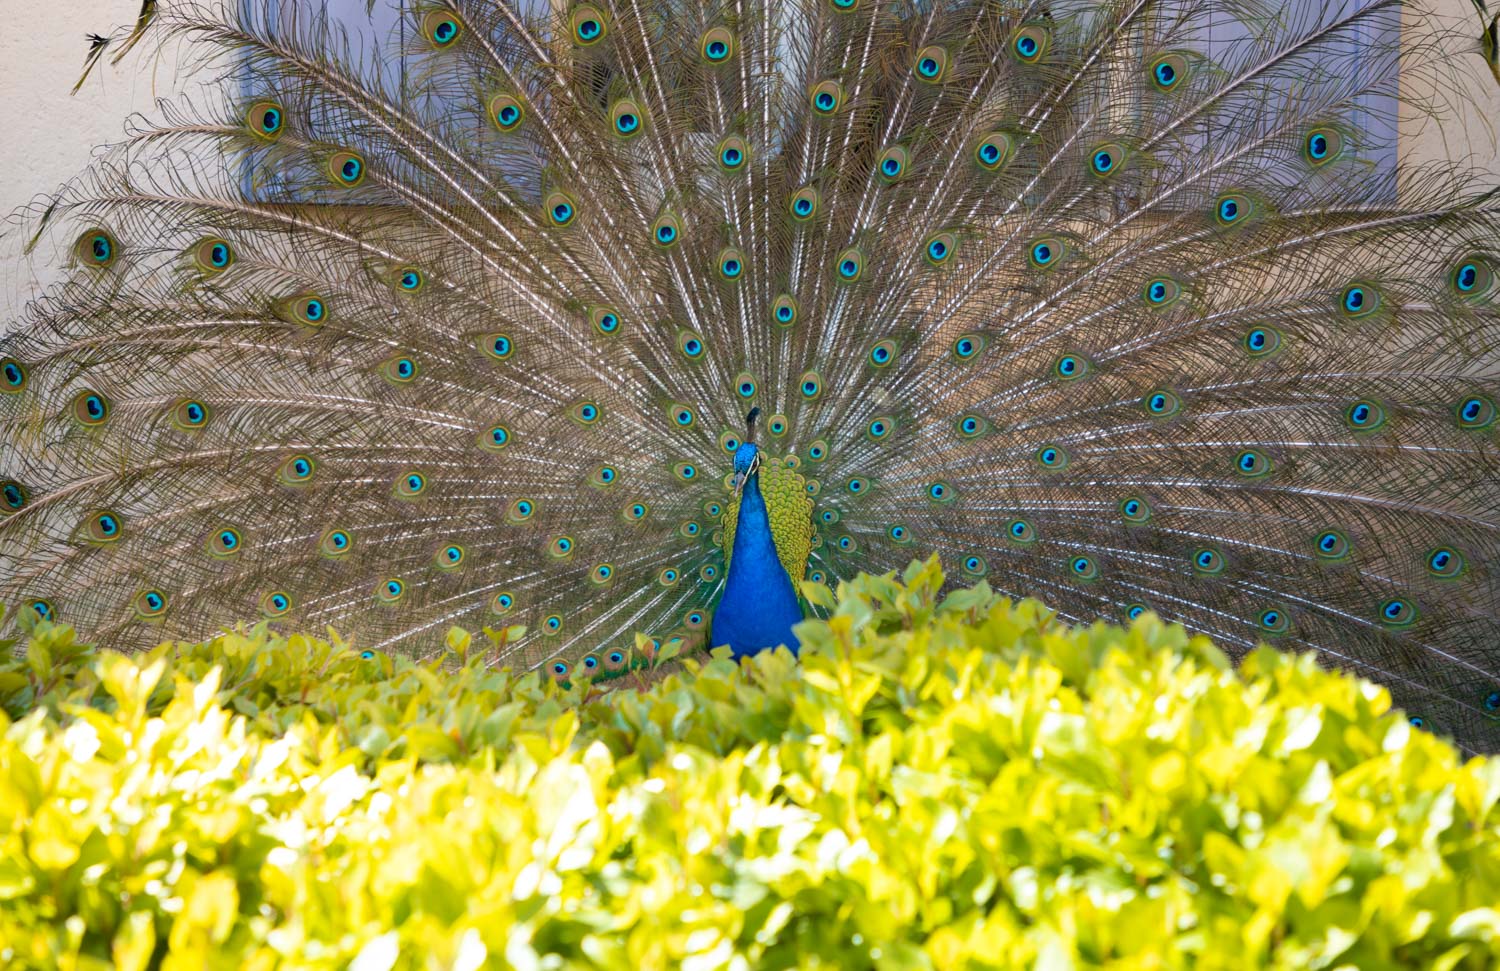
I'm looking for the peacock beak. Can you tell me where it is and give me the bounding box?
[731,469,748,494]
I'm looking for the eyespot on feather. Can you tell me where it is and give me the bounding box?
[246,100,284,140]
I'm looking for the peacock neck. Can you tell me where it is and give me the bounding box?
[712,470,804,658]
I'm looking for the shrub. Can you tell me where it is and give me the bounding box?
[0,557,1496,969]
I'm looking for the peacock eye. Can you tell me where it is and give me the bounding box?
[700,26,735,62]
[328,151,365,187]
[1235,449,1272,477]
[1012,25,1050,62]
[974,131,1014,171]
[1,358,28,393]
[207,526,243,557]
[247,100,284,140]
[1,479,27,514]
[914,47,949,83]
[545,191,579,227]
[1304,127,1342,166]
[571,4,607,44]
[810,81,844,115]
[490,94,525,131]
[422,11,463,48]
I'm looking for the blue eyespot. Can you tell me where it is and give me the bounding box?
[1244,327,1282,357]
[399,269,422,291]
[847,477,865,493]
[840,258,858,277]
[428,17,459,46]
[209,527,242,555]
[1457,395,1495,429]
[1426,547,1465,578]
[1379,597,1417,627]
[1314,530,1351,560]
[1235,450,1270,477]
[795,199,813,216]
[953,336,980,359]
[616,112,639,134]
[1092,150,1114,173]
[1193,548,1224,573]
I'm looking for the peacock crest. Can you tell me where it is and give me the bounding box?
[1,0,1498,750]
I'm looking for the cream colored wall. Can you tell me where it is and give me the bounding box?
[0,0,201,307]
[0,1,163,222]
[1402,0,1500,187]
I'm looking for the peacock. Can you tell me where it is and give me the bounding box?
[2,0,1499,750]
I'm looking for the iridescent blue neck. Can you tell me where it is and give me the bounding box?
[711,470,803,659]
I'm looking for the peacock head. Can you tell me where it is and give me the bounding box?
[731,407,762,494]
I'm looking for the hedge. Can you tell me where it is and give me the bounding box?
[0,556,1496,970]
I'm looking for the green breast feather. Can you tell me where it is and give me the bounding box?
[721,456,815,585]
